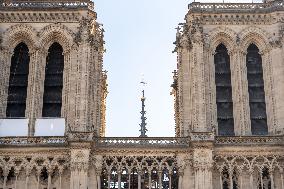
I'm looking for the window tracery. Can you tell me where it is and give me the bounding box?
[214,44,234,136]
[215,155,282,189]
[100,156,179,189]
[6,42,30,118]
[42,42,64,118]
[246,44,268,135]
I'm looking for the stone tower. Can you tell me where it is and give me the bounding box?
[173,0,284,137]
[171,1,284,188]
[0,2,107,188]
[0,0,107,137]
[1,1,284,189]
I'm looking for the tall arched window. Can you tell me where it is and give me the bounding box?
[246,44,268,135]
[214,44,234,135]
[42,42,64,117]
[6,43,30,118]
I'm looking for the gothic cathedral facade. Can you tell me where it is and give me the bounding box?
[0,0,284,189]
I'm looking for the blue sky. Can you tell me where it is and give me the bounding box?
[94,0,262,137]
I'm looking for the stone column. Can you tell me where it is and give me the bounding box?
[59,168,64,189]
[91,49,101,136]
[177,154,190,189]
[0,48,12,117]
[176,33,191,136]
[229,168,233,189]
[269,45,284,134]
[14,168,20,189]
[74,40,91,132]
[168,170,172,189]
[138,170,142,189]
[239,170,243,189]
[32,49,48,131]
[206,48,218,133]
[261,50,278,134]
[269,169,275,189]
[93,155,103,189]
[70,147,91,189]
[118,169,122,189]
[128,170,131,189]
[66,46,78,131]
[2,167,9,189]
[178,170,184,189]
[192,147,213,189]
[108,172,111,189]
[25,167,32,189]
[230,49,251,135]
[158,169,163,189]
[260,171,263,189]
[26,48,41,136]
[47,167,53,189]
[219,170,223,189]
[36,168,42,189]
[280,169,284,189]
[61,50,71,120]
[96,170,101,189]
[249,170,254,189]
[190,36,208,132]
[148,171,152,189]
[25,175,30,189]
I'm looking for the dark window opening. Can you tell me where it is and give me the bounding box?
[222,169,238,189]
[42,42,64,117]
[246,44,268,135]
[6,43,30,118]
[214,44,235,136]
[258,168,271,189]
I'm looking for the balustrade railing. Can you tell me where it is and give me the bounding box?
[0,135,283,147]
[0,136,67,145]
[215,135,284,145]
[0,0,94,10]
[95,137,190,148]
[188,1,284,13]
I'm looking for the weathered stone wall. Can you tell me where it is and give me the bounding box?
[0,4,106,136]
[174,2,284,136]
[1,1,284,189]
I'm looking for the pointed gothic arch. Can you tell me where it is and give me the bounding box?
[6,42,30,117]
[208,27,237,54]
[42,42,64,117]
[246,43,268,135]
[214,43,235,136]
[2,24,38,52]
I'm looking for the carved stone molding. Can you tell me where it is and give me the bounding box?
[2,23,38,51]
[193,148,213,170]
[0,12,82,23]
[0,0,95,10]
[190,132,215,142]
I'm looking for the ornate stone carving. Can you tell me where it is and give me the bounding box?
[68,132,94,142]
[2,23,38,51]
[1,0,284,189]
[0,0,94,10]
[173,25,190,51]
[193,148,213,170]
[189,19,204,44]
[38,23,75,53]
[0,12,82,23]
[94,137,189,148]
[70,149,90,172]
[190,132,215,141]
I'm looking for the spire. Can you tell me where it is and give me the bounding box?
[139,76,148,137]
